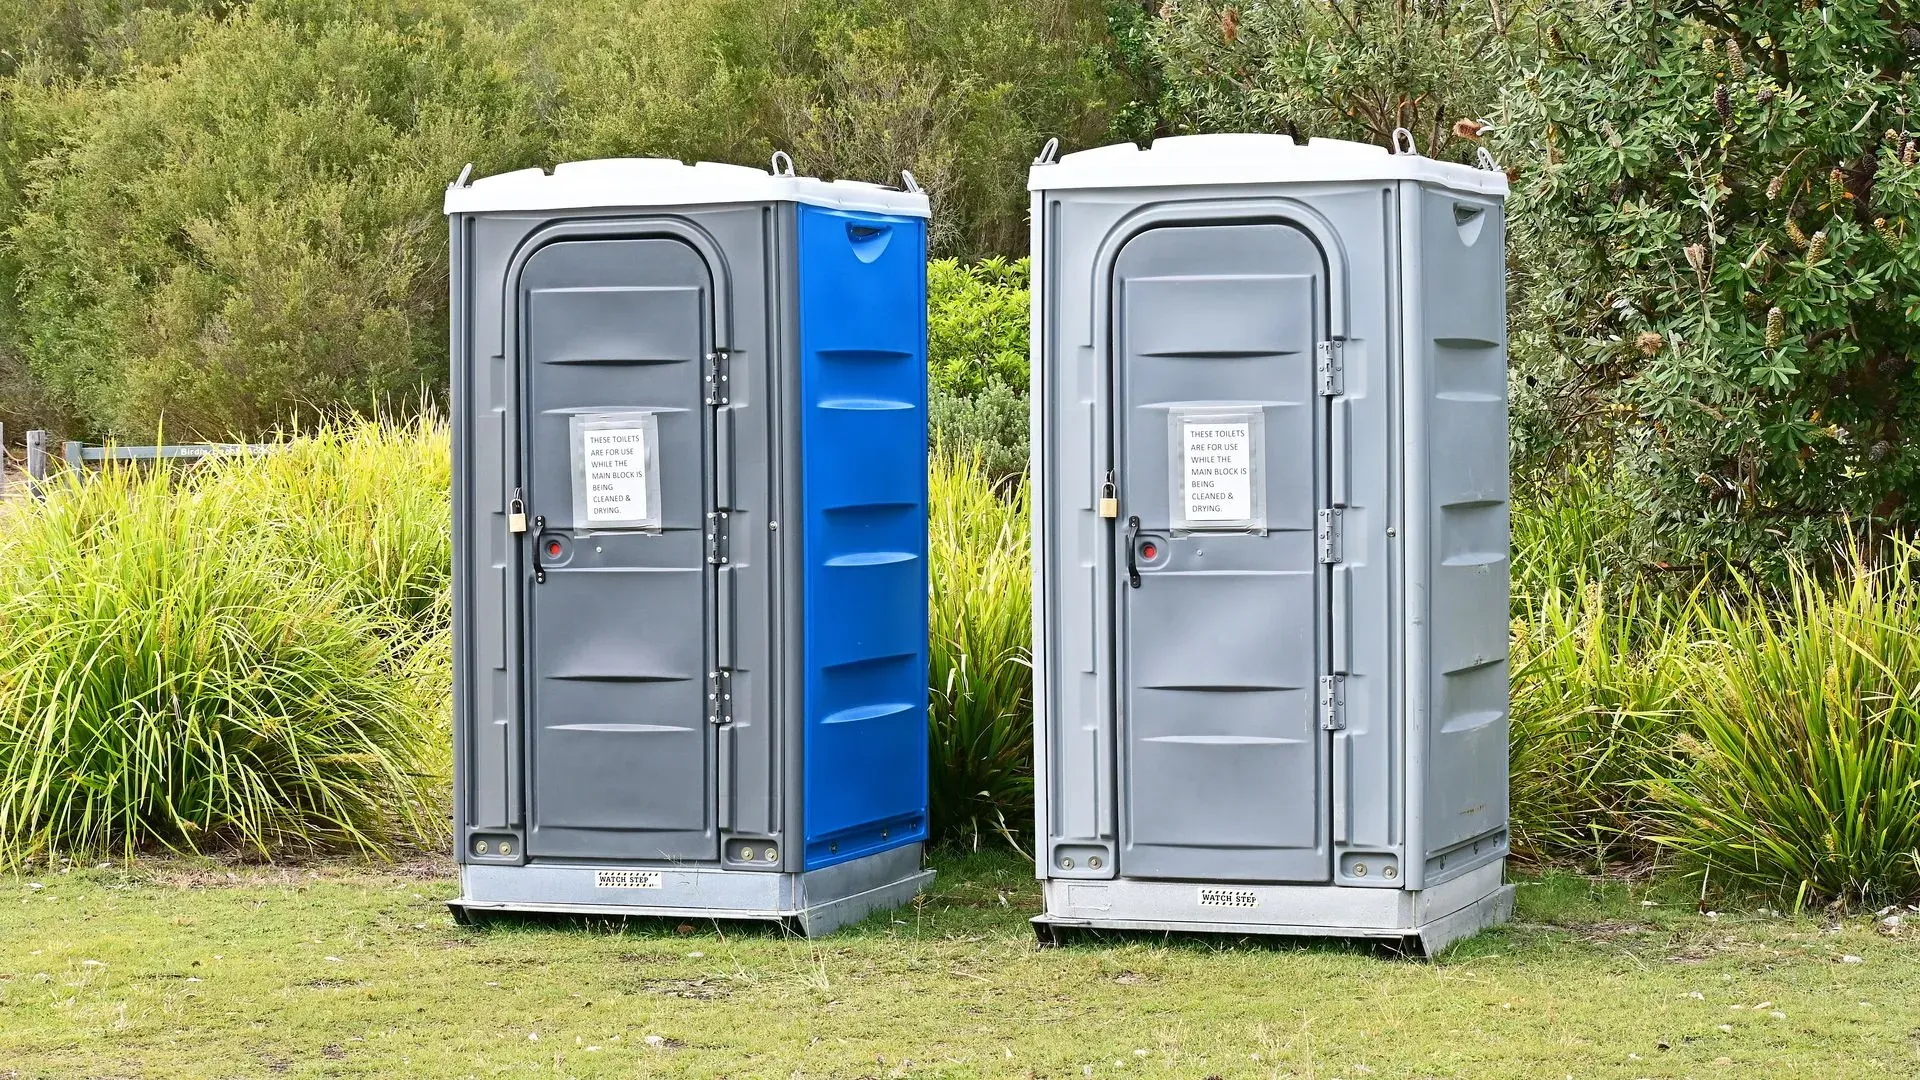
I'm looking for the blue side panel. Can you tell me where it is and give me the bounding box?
[796,204,930,870]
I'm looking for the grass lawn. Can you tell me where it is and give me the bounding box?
[2,850,1916,1078]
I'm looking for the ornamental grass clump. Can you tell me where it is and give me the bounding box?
[0,431,445,866]
[1651,544,1920,909]
[927,450,1031,847]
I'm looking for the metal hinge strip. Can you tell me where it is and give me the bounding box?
[1316,507,1343,565]
[706,510,730,566]
[707,669,734,725]
[1316,339,1345,397]
[704,349,731,406]
[1319,674,1347,731]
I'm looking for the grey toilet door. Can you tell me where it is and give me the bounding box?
[1111,221,1331,884]
[517,237,719,862]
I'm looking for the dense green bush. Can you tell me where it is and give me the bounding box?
[0,0,1116,439]
[1495,1,1920,568]
[0,423,448,864]
[927,255,1029,482]
[1146,0,1530,157]
[5,0,536,440]
[927,451,1032,846]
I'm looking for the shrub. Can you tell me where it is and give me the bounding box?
[0,451,442,865]
[928,451,1032,846]
[928,256,1029,397]
[1146,0,1528,157]
[1495,1,1920,568]
[1651,545,1920,909]
[931,378,1028,488]
[928,255,1030,482]
[4,0,538,440]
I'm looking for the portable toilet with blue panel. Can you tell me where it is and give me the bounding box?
[443,155,932,934]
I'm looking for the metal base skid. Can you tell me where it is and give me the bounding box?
[1033,859,1514,957]
[449,844,932,938]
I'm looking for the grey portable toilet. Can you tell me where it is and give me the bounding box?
[443,155,935,934]
[1027,133,1514,954]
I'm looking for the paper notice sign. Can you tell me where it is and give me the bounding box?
[581,426,649,524]
[1182,419,1252,523]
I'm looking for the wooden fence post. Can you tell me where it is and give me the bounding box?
[25,429,48,486]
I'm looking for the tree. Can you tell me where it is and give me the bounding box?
[1147,0,1529,158]
[1495,0,1920,566]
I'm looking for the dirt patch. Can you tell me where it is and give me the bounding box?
[637,976,731,1000]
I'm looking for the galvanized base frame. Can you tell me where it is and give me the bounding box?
[449,844,932,938]
[1032,859,1513,957]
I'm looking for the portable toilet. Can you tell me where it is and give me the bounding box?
[443,154,933,935]
[1026,133,1514,954]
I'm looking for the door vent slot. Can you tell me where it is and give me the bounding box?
[595,869,663,890]
[1197,887,1260,909]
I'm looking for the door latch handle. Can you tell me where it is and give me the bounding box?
[531,515,548,585]
[1124,515,1142,589]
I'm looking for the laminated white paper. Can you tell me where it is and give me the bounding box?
[569,412,661,531]
[1181,419,1252,522]
[1168,408,1265,533]
[582,427,649,523]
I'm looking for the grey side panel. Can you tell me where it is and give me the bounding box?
[1113,223,1329,884]
[520,238,716,861]
[1410,185,1510,866]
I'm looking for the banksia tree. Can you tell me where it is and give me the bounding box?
[1494,1,1920,568]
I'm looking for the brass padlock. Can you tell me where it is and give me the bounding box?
[508,487,528,534]
[1098,472,1118,519]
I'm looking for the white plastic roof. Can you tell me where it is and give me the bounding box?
[1029,134,1508,197]
[444,157,931,217]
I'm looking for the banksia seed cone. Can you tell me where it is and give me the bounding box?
[1877,217,1898,242]
[1765,307,1784,348]
[1726,39,1744,80]
[1758,88,1777,105]
[1220,6,1239,44]
[1872,440,1895,464]
[1550,25,1566,53]
[1906,140,1917,167]
[1685,243,1707,272]
[1714,85,1731,122]
[1829,167,1848,203]
[1702,36,1718,62]
[1787,219,1808,248]
[1767,171,1785,200]
[1636,331,1664,356]
[1808,229,1829,262]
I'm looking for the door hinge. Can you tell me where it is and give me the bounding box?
[1317,507,1344,564]
[706,668,734,725]
[704,348,731,406]
[1316,339,1345,397]
[1319,674,1347,731]
[706,510,731,566]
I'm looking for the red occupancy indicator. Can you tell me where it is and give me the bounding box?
[547,540,562,557]
[1140,542,1157,560]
